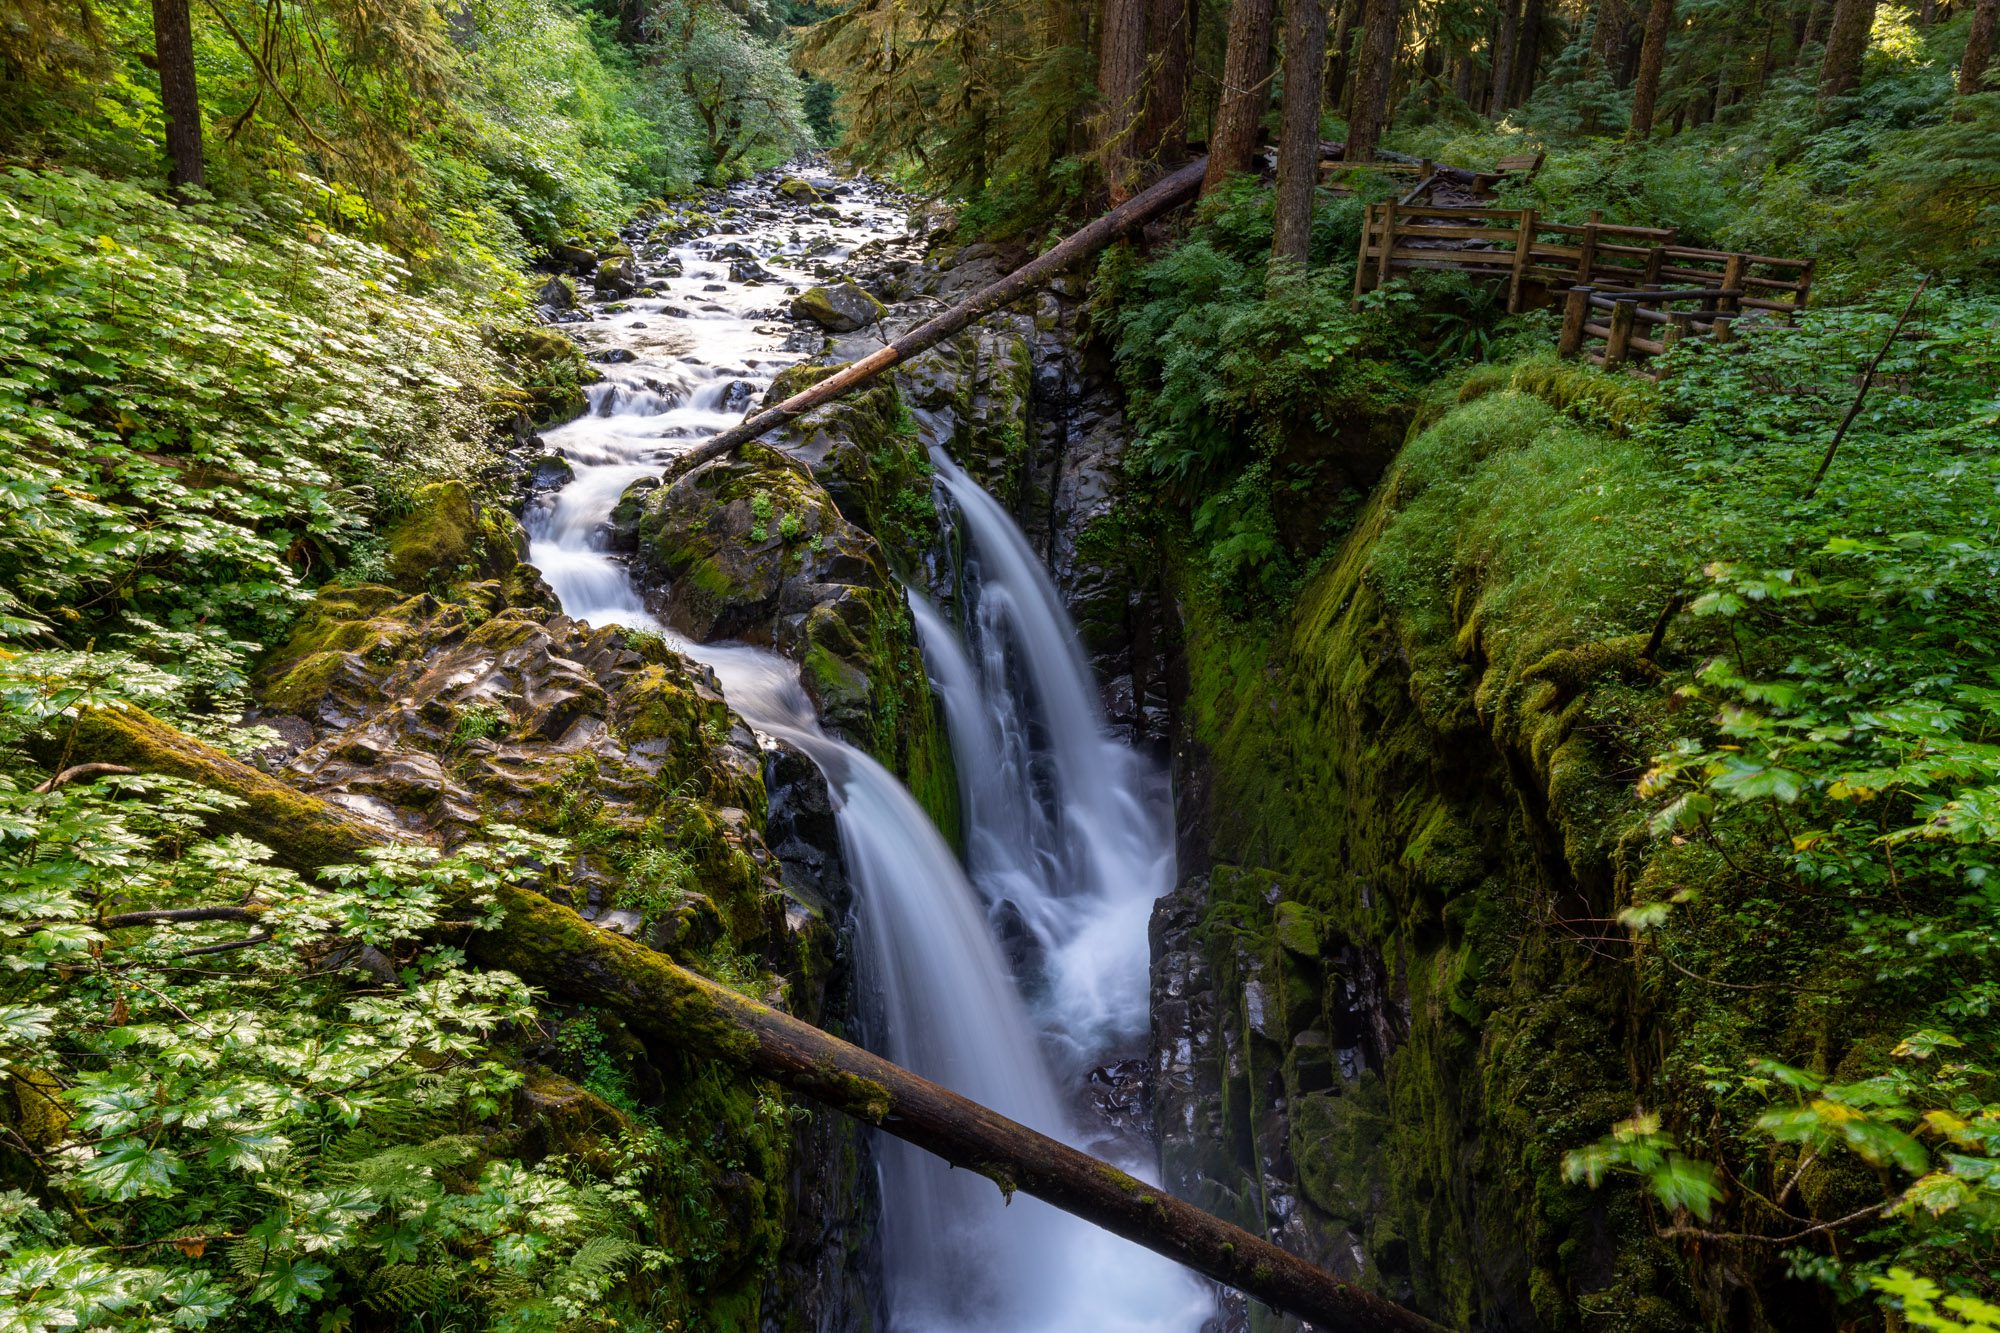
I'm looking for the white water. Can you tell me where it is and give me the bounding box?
[520,172,1207,1331]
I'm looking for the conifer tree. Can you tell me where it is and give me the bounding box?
[1205,0,1279,192]
[1961,0,1998,94]
[1271,0,1327,266]
[151,0,203,191]
[1818,0,1878,105]
[1344,0,1399,161]
[1628,0,1675,136]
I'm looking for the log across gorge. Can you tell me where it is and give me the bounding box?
[66,701,1442,1333]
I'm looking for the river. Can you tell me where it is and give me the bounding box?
[522,167,1210,1333]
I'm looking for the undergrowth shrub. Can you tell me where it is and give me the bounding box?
[0,167,505,711]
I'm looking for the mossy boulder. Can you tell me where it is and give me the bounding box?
[790,282,884,333]
[631,445,957,841]
[383,480,525,592]
[777,177,827,202]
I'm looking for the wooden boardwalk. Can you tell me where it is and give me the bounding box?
[1351,202,1815,376]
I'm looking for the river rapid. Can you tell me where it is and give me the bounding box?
[523,166,1211,1333]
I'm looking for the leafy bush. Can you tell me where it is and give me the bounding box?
[0,167,501,710]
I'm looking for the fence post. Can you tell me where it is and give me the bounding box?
[1507,208,1538,313]
[1661,311,1695,363]
[1377,200,1400,292]
[1721,253,1746,313]
[1352,204,1376,306]
[1578,223,1600,286]
[1642,244,1665,287]
[1604,298,1638,372]
[1710,315,1734,345]
[1559,286,1594,359]
[1795,257,1817,315]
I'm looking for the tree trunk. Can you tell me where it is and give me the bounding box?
[1203,0,1280,191]
[1344,0,1400,161]
[668,159,1209,481]
[1490,0,1521,115]
[1098,0,1150,199]
[152,0,204,192]
[1328,0,1361,106]
[1512,0,1546,105]
[1139,0,1194,165]
[1817,0,1877,105]
[1628,0,1675,136]
[1272,0,1329,267]
[55,701,1447,1333]
[1592,0,1632,78]
[1960,0,1997,94]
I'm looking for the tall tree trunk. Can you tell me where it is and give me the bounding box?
[1592,0,1631,77]
[1328,0,1361,104]
[1139,0,1194,165]
[152,0,204,192]
[1627,0,1675,136]
[1490,0,1521,114]
[1098,0,1149,200]
[1817,0,1877,105]
[1804,0,1838,48]
[1512,0,1547,105]
[1271,0,1328,267]
[1203,0,1279,192]
[1345,0,1399,160]
[1920,0,1939,23]
[1960,0,1998,94]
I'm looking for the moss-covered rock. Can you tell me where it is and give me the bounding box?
[790,282,884,333]
[382,480,527,593]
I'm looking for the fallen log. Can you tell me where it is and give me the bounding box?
[660,157,1211,486]
[57,702,1443,1333]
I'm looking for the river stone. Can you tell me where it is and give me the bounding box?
[790,282,883,333]
[535,274,576,311]
[777,176,826,202]
[595,255,637,297]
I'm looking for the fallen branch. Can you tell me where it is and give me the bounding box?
[52,702,1442,1333]
[660,158,1211,486]
[1802,274,1929,501]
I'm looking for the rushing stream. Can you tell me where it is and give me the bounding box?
[522,170,1208,1332]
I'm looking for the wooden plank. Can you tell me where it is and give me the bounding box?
[1377,200,1399,291]
[1387,223,1516,240]
[1392,205,1527,221]
[1630,334,1666,355]
[1352,204,1377,304]
[1578,223,1600,285]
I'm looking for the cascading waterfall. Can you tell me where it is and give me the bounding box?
[521,170,1206,1332]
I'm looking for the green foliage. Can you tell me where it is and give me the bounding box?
[0,166,504,709]
[645,0,809,180]
[0,654,671,1331]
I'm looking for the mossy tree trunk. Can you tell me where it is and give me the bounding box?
[1627,0,1676,136]
[1097,0,1149,200]
[52,702,1440,1333]
[1817,0,1877,106]
[1961,0,1998,97]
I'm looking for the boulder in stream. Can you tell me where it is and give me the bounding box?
[790,281,884,333]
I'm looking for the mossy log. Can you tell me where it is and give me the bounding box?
[53,702,1440,1333]
[660,158,1211,486]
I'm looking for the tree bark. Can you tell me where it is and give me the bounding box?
[55,701,1446,1333]
[1138,0,1194,166]
[1960,0,1998,95]
[152,0,204,192]
[1490,0,1521,115]
[1203,0,1280,191]
[664,159,1208,483]
[1592,0,1632,79]
[1817,0,1875,103]
[1098,0,1150,199]
[1271,0,1329,267]
[1628,0,1676,136]
[1328,0,1361,107]
[1512,0,1546,105]
[1344,0,1400,161]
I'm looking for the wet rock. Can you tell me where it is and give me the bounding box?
[606,476,658,550]
[595,255,638,297]
[790,281,884,333]
[527,453,575,497]
[709,241,759,261]
[535,274,577,311]
[548,241,597,275]
[703,282,728,292]
[591,347,636,364]
[777,176,826,202]
[728,258,773,283]
[381,480,525,592]
[720,379,756,413]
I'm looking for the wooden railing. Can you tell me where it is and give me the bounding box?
[1353,203,1815,325]
[1558,286,1743,379]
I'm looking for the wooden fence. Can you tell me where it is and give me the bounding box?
[1558,287,1743,379]
[1353,203,1815,323]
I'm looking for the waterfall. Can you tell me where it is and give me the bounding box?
[519,170,1207,1332]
